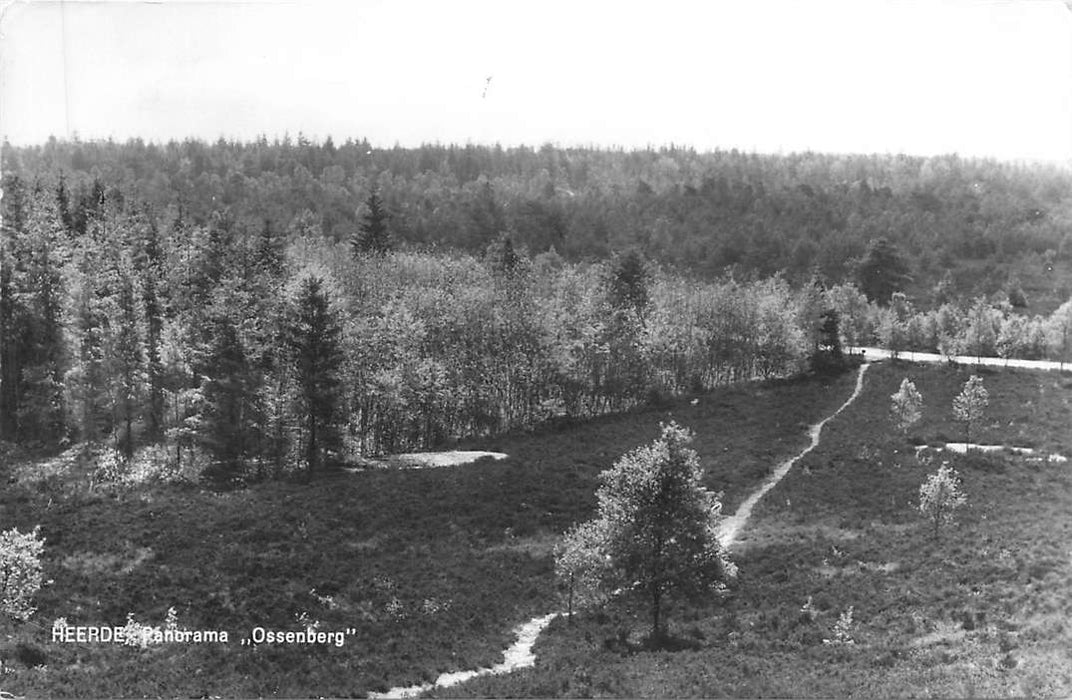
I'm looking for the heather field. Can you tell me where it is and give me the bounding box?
[2,359,1071,697]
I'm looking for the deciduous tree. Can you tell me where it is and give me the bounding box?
[952,375,988,445]
[890,378,923,435]
[554,422,736,641]
[919,462,966,540]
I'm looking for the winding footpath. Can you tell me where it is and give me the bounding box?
[368,614,559,699]
[717,362,871,549]
[370,351,1068,698]
[369,363,873,699]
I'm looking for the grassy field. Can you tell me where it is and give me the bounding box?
[430,361,1072,698]
[0,367,862,698]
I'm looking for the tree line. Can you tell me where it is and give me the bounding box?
[4,137,1071,306]
[0,174,840,483]
[3,159,1069,484]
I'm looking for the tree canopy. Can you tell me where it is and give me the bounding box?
[555,422,736,640]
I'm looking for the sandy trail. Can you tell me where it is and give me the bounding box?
[848,346,1071,372]
[368,614,558,699]
[717,362,871,549]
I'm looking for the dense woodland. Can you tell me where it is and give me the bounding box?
[5,137,1072,300]
[2,138,1072,484]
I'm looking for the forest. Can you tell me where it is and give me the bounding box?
[5,137,1072,302]
[2,138,1072,484]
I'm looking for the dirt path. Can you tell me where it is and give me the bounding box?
[369,613,558,699]
[717,362,871,549]
[369,364,873,699]
[848,346,1070,372]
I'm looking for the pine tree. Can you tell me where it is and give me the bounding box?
[352,190,392,256]
[137,211,166,441]
[857,237,911,305]
[256,218,285,275]
[485,231,521,275]
[0,175,27,440]
[287,273,344,477]
[604,249,650,321]
[198,315,252,483]
[17,185,69,442]
[55,173,75,235]
[109,264,145,459]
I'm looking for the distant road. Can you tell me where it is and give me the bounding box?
[847,347,1070,372]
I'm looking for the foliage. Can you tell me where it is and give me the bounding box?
[9,139,1072,302]
[0,526,45,621]
[603,249,651,320]
[286,272,345,475]
[889,378,923,435]
[918,461,967,540]
[857,238,911,305]
[485,232,522,275]
[6,140,1072,485]
[952,375,989,444]
[352,189,392,256]
[822,606,856,645]
[554,422,736,640]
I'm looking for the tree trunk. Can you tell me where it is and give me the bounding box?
[567,571,574,624]
[651,584,662,642]
[307,405,317,481]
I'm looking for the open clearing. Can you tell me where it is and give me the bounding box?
[2,360,1071,697]
[426,361,1072,698]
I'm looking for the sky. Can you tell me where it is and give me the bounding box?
[1,0,1071,163]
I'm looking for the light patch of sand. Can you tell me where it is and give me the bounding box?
[344,451,509,472]
[817,560,901,578]
[917,443,1067,463]
[393,451,508,468]
[63,545,154,576]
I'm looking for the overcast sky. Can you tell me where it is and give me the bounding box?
[2,0,1070,162]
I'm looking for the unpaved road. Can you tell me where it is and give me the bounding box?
[849,346,1071,372]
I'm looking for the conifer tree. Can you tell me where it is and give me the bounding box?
[352,190,392,256]
[485,231,521,275]
[137,212,166,440]
[109,264,144,458]
[198,315,252,483]
[604,249,650,321]
[17,186,69,442]
[0,174,27,440]
[857,237,911,305]
[287,273,344,477]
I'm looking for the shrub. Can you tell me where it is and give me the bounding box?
[823,606,856,645]
[952,375,989,445]
[890,378,923,435]
[919,462,968,540]
[0,526,46,621]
